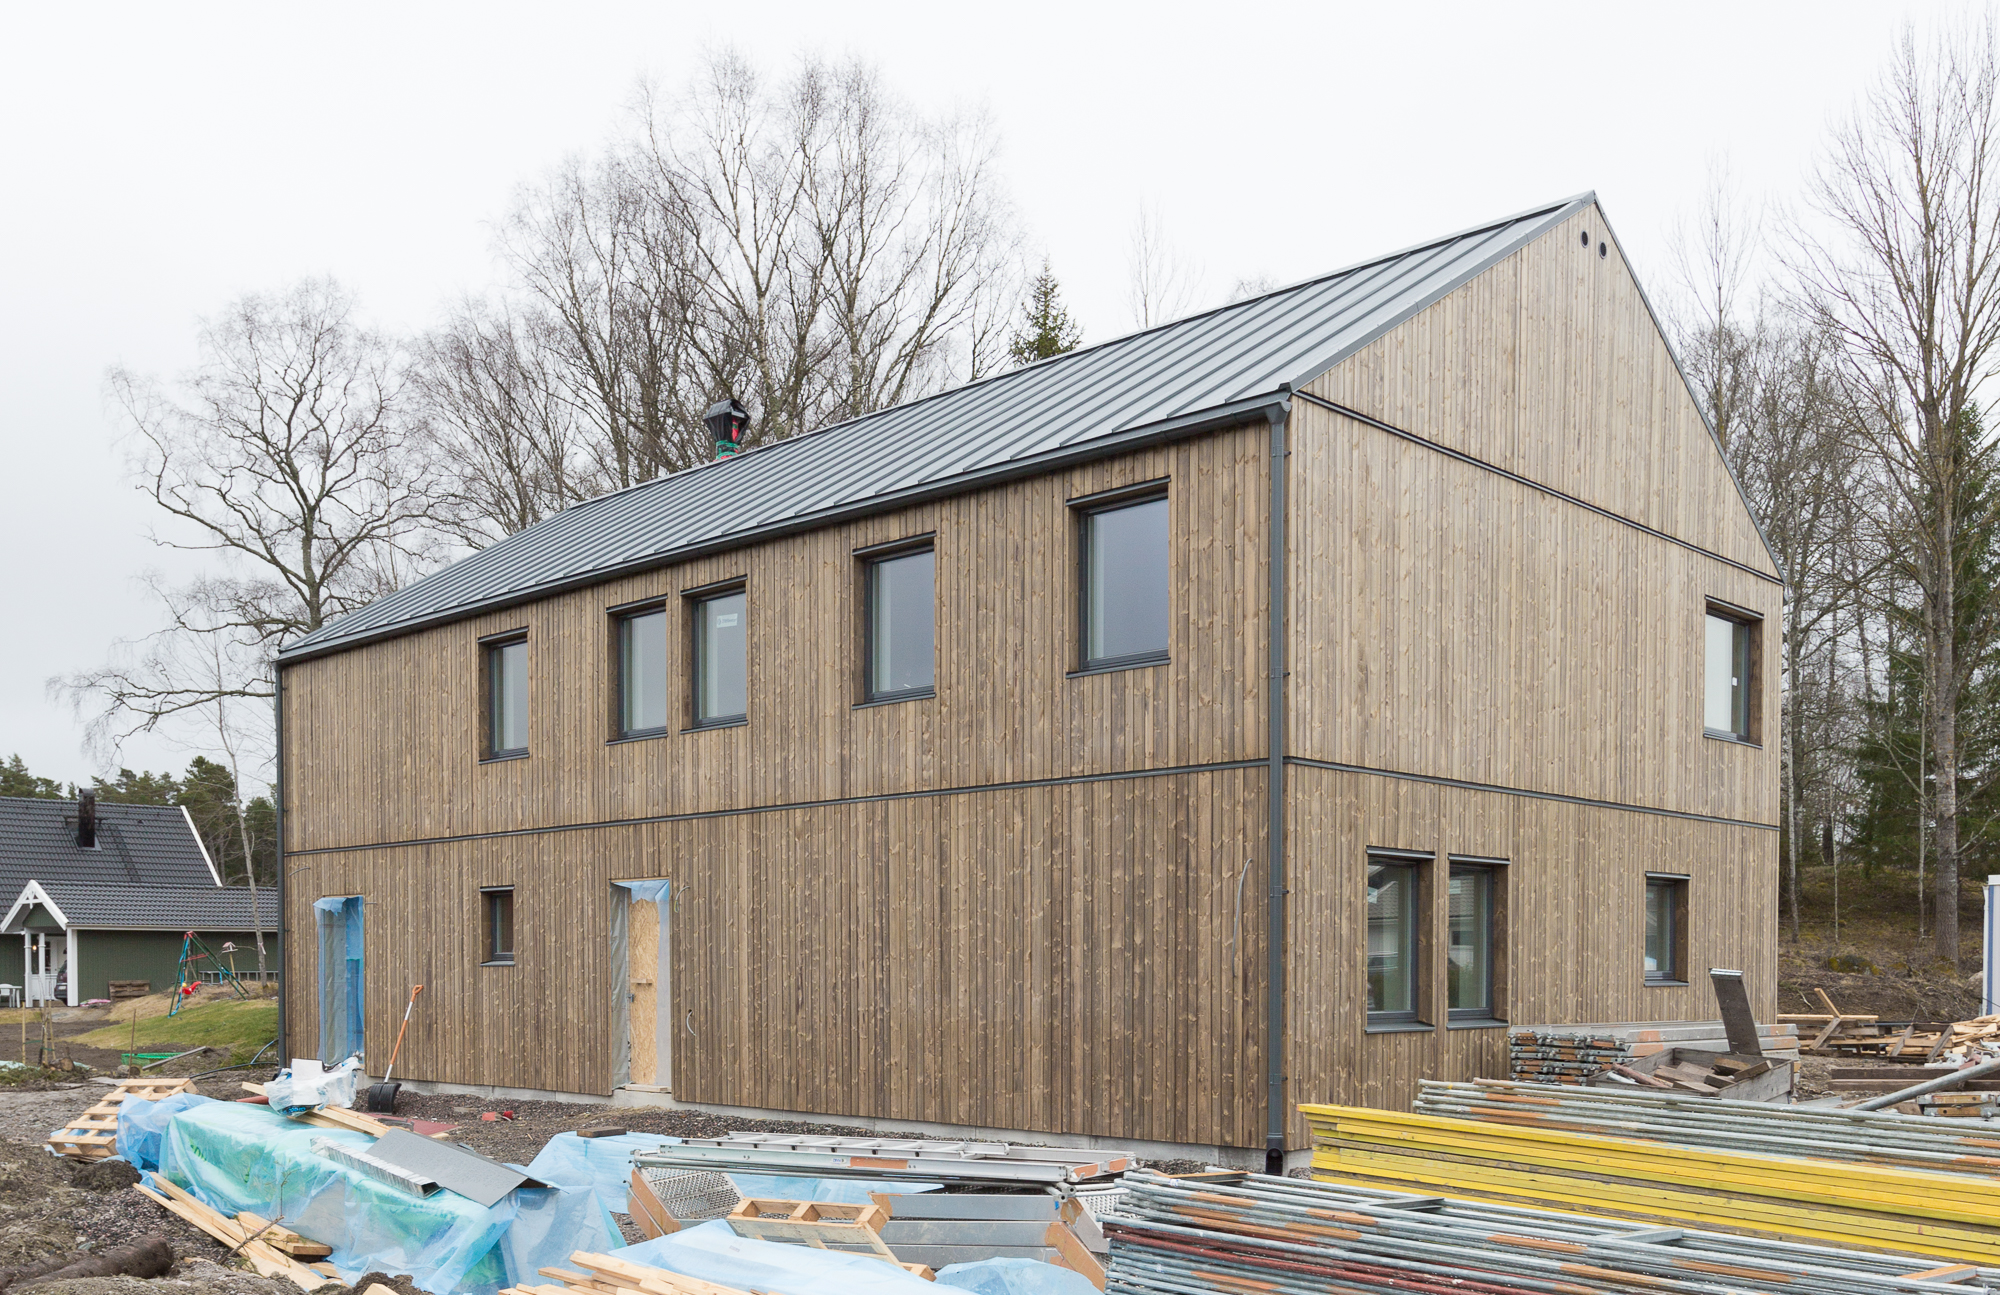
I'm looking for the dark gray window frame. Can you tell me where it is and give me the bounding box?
[685,578,749,731]
[481,885,515,966]
[1644,872,1690,985]
[1365,848,1430,1029]
[479,630,530,762]
[610,599,671,742]
[1070,479,1171,676]
[857,534,938,706]
[1445,857,1506,1023]
[1703,600,1762,746]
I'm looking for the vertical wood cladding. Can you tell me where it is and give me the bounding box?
[284,767,1269,1147]
[283,427,1268,854]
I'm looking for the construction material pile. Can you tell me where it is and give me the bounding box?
[46,1076,197,1160]
[1784,987,2000,1062]
[1303,1084,2000,1263]
[1101,1169,1994,1294]
[1509,1019,1797,1084]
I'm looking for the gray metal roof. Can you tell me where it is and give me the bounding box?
[0,797,220,906]
[282,194,1597,662]
[9,881,277,932]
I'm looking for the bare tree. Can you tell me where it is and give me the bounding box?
[1788,17,2000,962]
[1127,203,1202,328]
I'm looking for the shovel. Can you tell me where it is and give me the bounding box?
[365,984,425,1113]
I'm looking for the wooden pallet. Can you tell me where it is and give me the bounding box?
[47,1077,198,1161]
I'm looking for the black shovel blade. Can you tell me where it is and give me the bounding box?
[364,1081,401,1112]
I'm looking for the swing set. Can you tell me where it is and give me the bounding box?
[165,930,251,1017]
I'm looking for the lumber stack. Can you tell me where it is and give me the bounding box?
[1103,1169,2000,1295]
[1303,1093,2000,1263]
[1779,989,2000,1060]
[132,1178,336,1290]
[239,1082,396,1137]
[47,1077,197,1161]
[509,1250,758,1295]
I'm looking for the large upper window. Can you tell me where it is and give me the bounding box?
[693,589,748,726]
[1082,494,1169,670]
[485,636,528,758]
[1447,862,1498,1019]
[1704,611,1754,739]
[1645,875,1688,983]
[617,607,668,737]
[866,547,935,701]
[1367,854,1423,1023]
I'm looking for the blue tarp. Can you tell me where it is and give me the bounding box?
[315,896,365,1063]
[155,1101,615,1295]
[114,1090,213,1171]
[936,1257,1102,1294]
[526,1131,944,1215]
[619,1220,934,1294]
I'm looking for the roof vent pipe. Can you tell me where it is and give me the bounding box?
[77,789,97,849]
[705,397,749,459]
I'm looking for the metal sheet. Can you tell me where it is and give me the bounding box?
[367,1128,546,1207]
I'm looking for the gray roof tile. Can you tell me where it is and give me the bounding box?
[282,194,1594,661]
[17,881,276,931]
[0,797,218,905]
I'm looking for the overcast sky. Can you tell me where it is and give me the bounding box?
[0,0,1946,787]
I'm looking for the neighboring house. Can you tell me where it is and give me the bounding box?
[0,793,278,1005]
[276,193,1779,1167]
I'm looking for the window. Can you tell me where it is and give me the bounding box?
[1367,855,1424,1023]
[483,888,515,965]
[1645,875,1688,983]
[617,607,668,737]
[866,547,935,700]
[1448,863,1498,1019]
[485,636,528,758]
[693,588,747,726]
[1081,493,1169,670]
[1704,611,1755,739]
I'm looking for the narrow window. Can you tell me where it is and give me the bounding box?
[1082,494,1169,670]
[1645,875,1688,983]
[485,637,528,758]
[1703,611,1754,739]
[867,547,936,700]
[1366,855,1423,1023]
[1447,863,1498,1019]
[483,887,515,965]
[693,589,748,726]
[617,607,668,736]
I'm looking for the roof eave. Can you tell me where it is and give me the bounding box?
[277,388,1295,665]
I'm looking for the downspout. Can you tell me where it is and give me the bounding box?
[274,665,287,1062]
[1264,392,1293,1176]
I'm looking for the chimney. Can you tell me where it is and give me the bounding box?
[77,789,97,849]
[705,397,749,459]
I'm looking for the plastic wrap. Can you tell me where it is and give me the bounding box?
[155,1100,615,1294]
[110,1091,212,1171]
[526,1131,943,1216]
[616,1219,933,1294]
[266,1056,365,1114]
[935,1257,1103,1294]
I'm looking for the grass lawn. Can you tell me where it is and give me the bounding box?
[73,997,278,1063]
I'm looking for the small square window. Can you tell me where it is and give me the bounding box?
[484,888,515,965]
[1367,855,1424,1023]
[1645,876,1688,983]
[866,547,935,701]
[484,637,528,758]
[617,607,668,737]
[1081,494,1169,670]
[692,589,747,726]
[1703,611,1755,740]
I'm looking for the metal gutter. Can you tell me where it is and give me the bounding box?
[1264,394,1292,1174]
[278,393,1292,665]
[274,665,287,1062]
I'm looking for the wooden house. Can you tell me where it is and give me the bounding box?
[275,194,1779,1167]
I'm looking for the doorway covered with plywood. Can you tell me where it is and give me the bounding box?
[612,880,670,1091]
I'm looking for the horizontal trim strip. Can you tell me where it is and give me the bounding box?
[1289,756,1778,831]
[1294,391,1782,586]
[282,758,1270,859]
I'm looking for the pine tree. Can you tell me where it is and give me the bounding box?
[0,755,66,799]
[1007,259,1082,367]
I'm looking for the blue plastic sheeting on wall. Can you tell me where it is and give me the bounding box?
[619,1220,934,1294]
[935,1257,1102,1295]
[157,1101,616,1295]
[314,896,365,1063]
[526,1131,945,1217]
[114,1091,213,1171]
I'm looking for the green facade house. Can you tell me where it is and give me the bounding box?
[0,793,277,1005]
